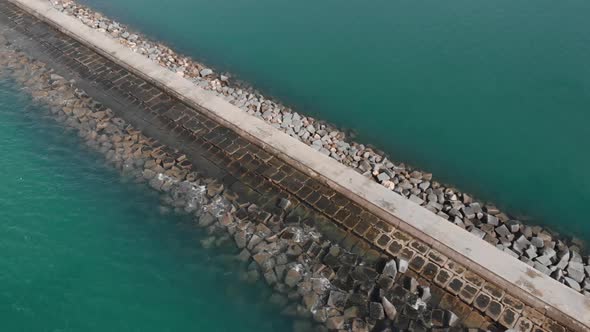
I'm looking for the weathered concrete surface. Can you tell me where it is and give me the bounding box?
[5,0,590,330]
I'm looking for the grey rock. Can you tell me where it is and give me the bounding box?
[198,212,216,227]
[495,225,510,238]
[531,237,544,248]
[462,206,476,219]
[278,198,292,210]
[326,316,345,330]
[369,302,385,320]
[524,247,538,259]
[486,214,499,226]
[567,262,586,283]
[376,172,390,182]
[327,290,348,308]
[571,251,583,263]
[382,260,397,279]
[397,258,409,273]
[564,277,582,292]
[556,251,570,270]
[504,248,519,258]
[470,228,486,239]
[409,195,424,205]
[284,266,303,287]
[534,262,551,275]
[448,311,460,327]
[200,68,213,77]
[535,254,552,266]
[381,296,397,320]
[420,286,431,301]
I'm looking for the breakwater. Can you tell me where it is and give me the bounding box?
[0,5,484,331]
[44,0,590,298]
[1,0,589,331]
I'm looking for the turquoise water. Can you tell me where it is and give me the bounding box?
[80,0,590,241]
[0,79,293,331]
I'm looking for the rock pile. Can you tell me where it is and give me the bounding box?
[46,0,590,295]
[0,40,475,330]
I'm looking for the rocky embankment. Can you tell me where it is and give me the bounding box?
[0,33,472,331]
[45,0,590,296]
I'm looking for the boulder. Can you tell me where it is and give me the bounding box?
[381,296,397,320]
[382,260,397,279]
[284,266,303,287]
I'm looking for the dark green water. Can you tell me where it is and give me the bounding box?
[80,0,590,241]
[0,79,294,331]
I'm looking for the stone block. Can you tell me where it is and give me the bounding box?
[485,300,503,321]
[462,310,487,329]
[446,277,464,295]
[445,261,466,275]
[386,240,403,256]
[458,283,478,304]
[422,261,439,280]
[427,249,448,266]
[409,255,427,273]
[434,269,453,287]
[473,292,491,312]
[499,308,518,329]
[542,320,565,332]
[375,234,391,249]
[483,283,505,300]
[410,240,429,254]
[399,247,416,261]
[515,316,534,332]
[463,270,485,288]
[501,294,525,313]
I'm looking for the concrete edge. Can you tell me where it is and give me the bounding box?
[9,0,590,330]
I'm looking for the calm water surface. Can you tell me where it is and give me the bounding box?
[80,0,590,241]
[0,79,294,331]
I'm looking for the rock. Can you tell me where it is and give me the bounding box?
[470,228,486,239]
[534,262,551,275]
[381,296,397,320]
[409,195,424,205]
[351,319,369,332]
[567,262,586,283]
[200,68,213,77]
[495,225,510,238]
[420,286,431,301]
[219,213,234,226]
[206,182,224,197]
[531,237,544,248]
[376,172,390,182]
[326,316,345,330]
[284,266,303,287]
[397,258,409,273]
[564,277,582,292]
[369,302,385,320]
[237,248,251,262]
[234,230,249,249]
[198,212,216,227]
[535,254,551,266]
[382,260,397,279]
[278,198,292,210]
[142,168,156,180]
[247,234,263,250]
[556,251,570,269]
[486,214,499,226]
[327,290,348,308]
[448,311,460,326]
[571,251,583,263]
